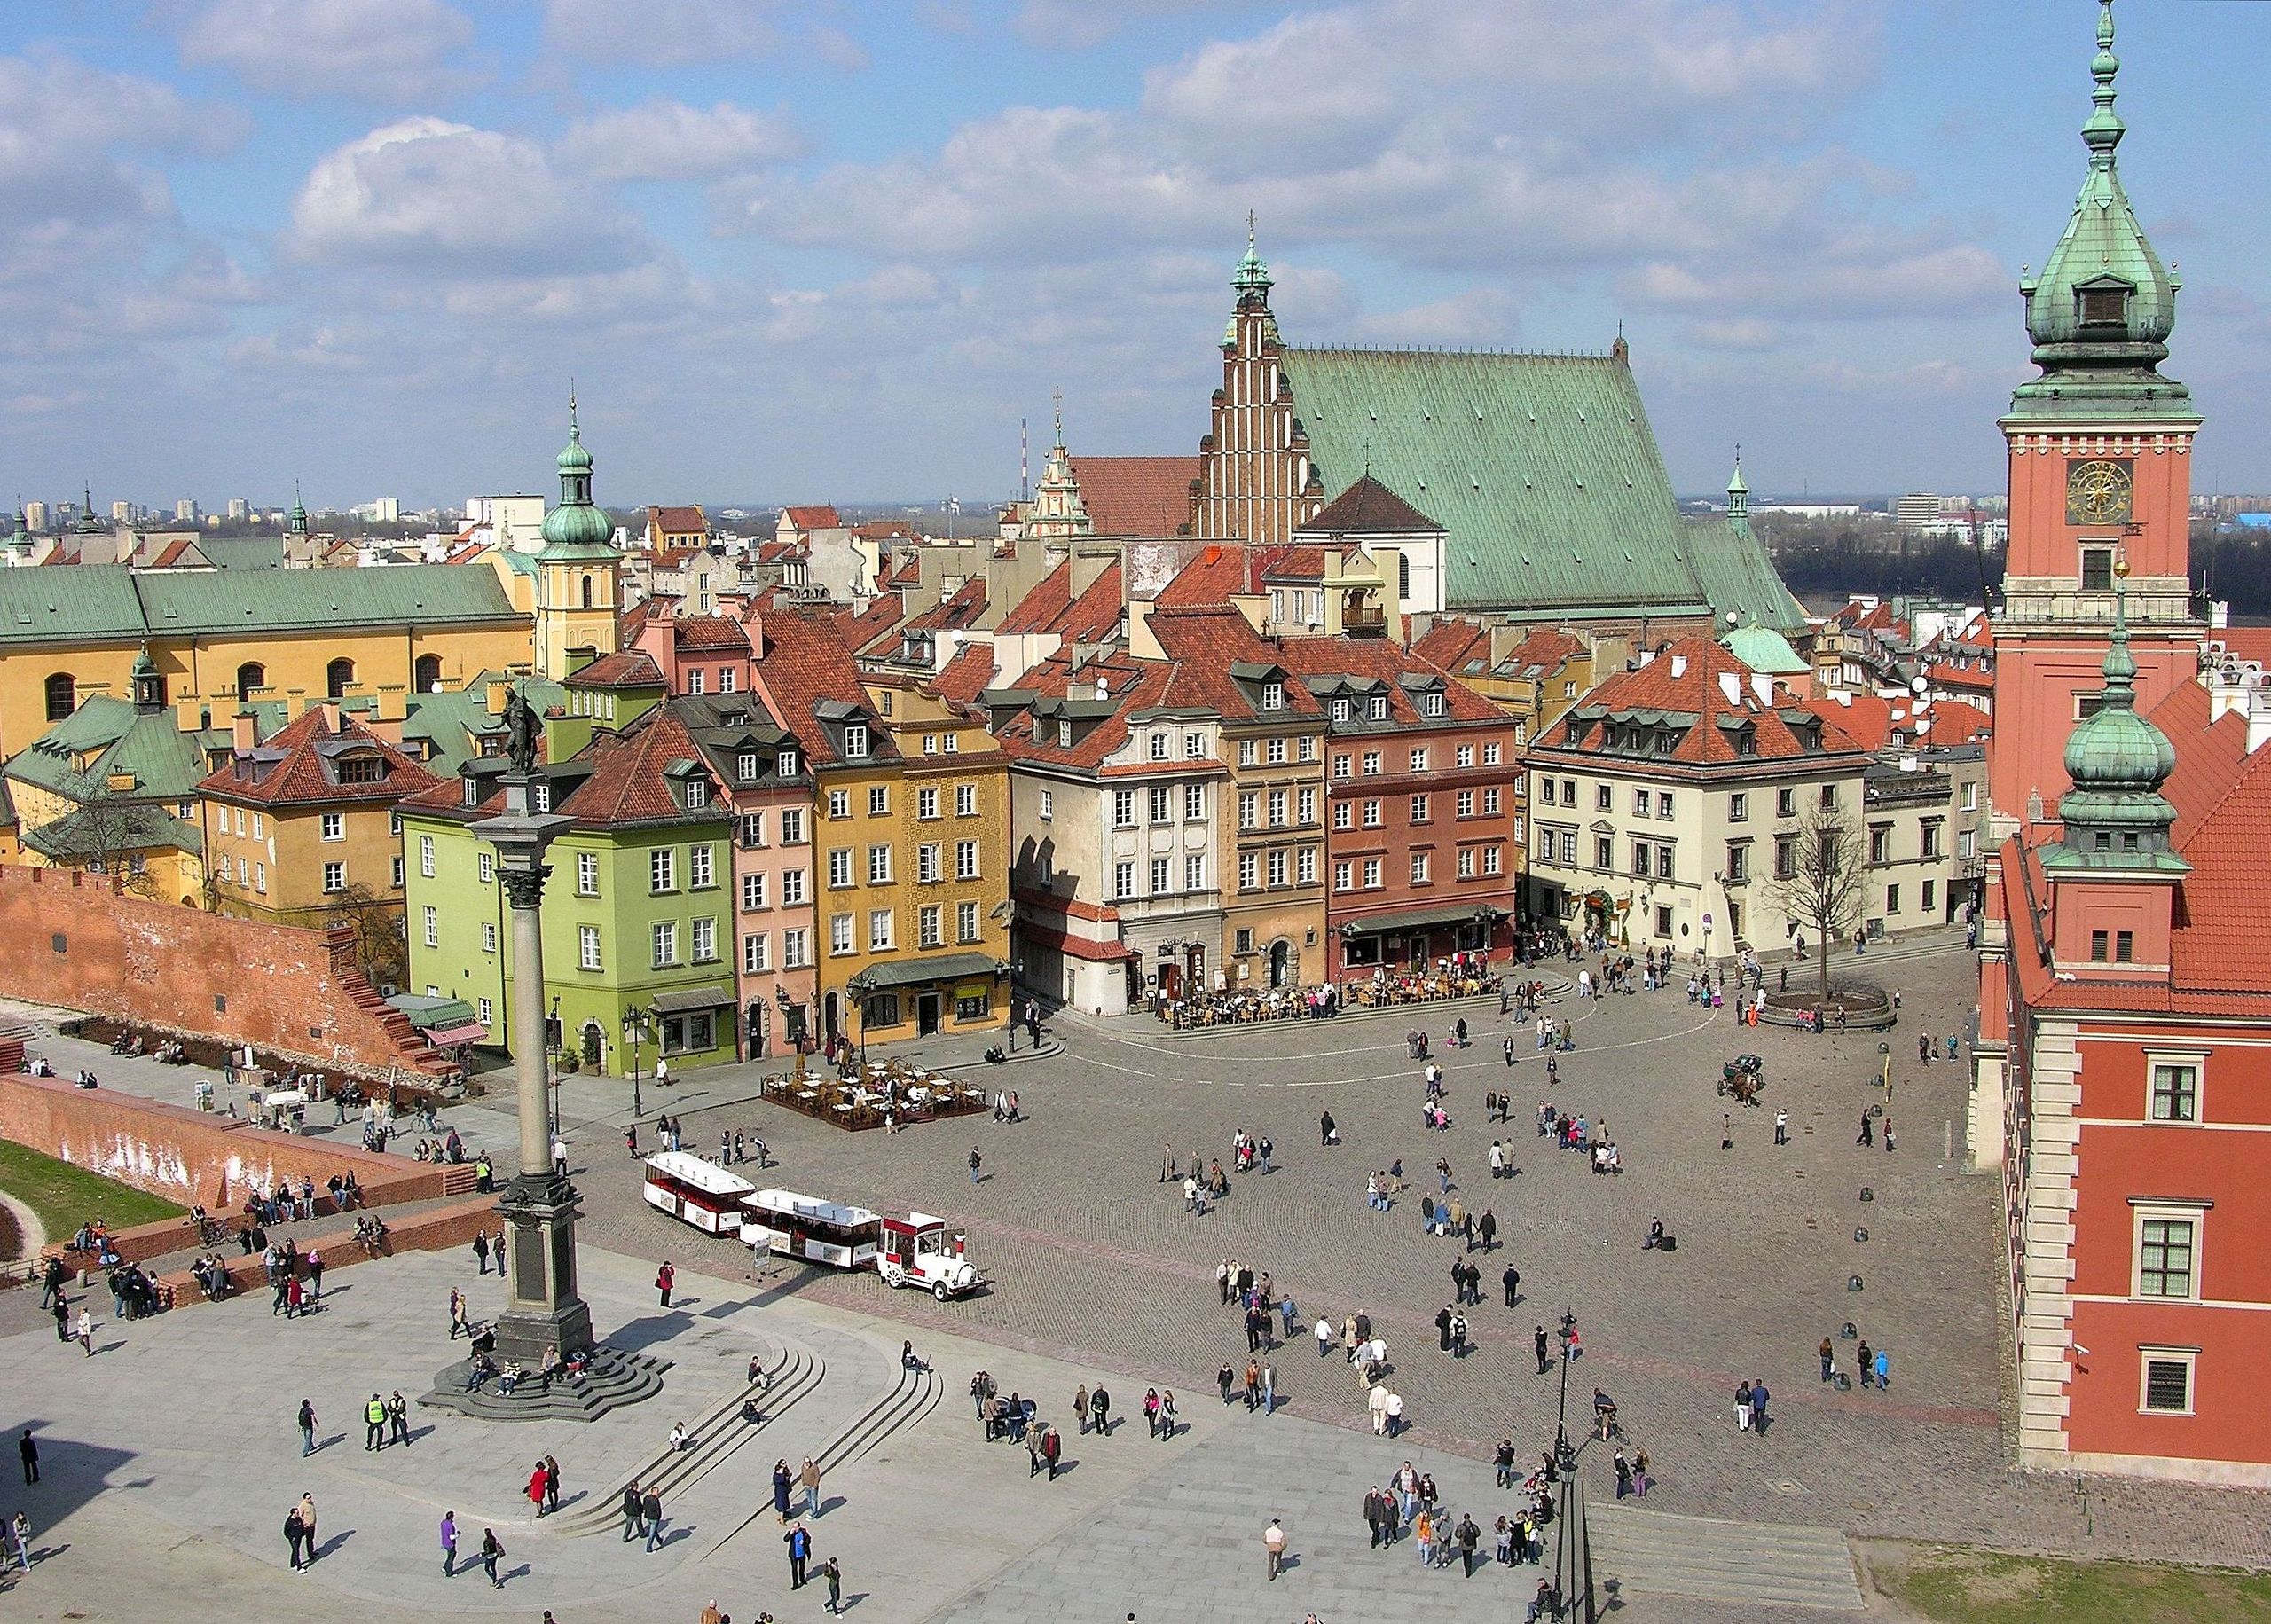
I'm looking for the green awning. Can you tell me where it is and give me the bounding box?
[651,984,735,1014]
[1343,901,1501,938]
[853,952,1000,992]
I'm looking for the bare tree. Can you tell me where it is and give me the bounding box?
[1764,806,1864,1002]
[51,786,166,900]
[328,882,408,991]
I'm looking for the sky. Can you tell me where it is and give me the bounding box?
[1,0,2266,514]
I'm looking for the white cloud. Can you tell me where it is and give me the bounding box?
[0,53,240,234]
[174,0,478,100]
[540,0,784,67]
[288,116,649,275]
[1344,286,1521,347]
[557,100,803,184]
[1682,317,1783,352]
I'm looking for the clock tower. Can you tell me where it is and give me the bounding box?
[1991,1,2201,836]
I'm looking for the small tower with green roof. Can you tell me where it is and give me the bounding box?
[533,394,624,682]
[2040,569,2187,977]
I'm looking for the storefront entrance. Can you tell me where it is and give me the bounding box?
[917,992,943,1036]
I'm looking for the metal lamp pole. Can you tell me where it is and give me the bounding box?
[1552,1306,1581,1620]
[622,1006,646,1120]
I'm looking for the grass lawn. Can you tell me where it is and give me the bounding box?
[0,1139,185,1244]
[1874,1543,2271,1623]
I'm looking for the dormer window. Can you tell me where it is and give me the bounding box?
[1422,691,1446,718]
[777,749,798,777]
[843,723,869,759]
[1367,695,1389,722]
[1261,680,1285,711]
[686,780,710,809]
[1057,719,1073,748]
[738,751,759,781]
[2078,283,2129,327]
[462,776,479,807]
[1332,698,1353,723]
[532,782,551,812]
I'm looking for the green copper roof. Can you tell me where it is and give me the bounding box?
[2011,1,2191,422]
[1231,223,1271,295]
[21,801,202,861]
[1281,346,1803,632]
[1722,623,1807,676]
[541,396,619,555]
[402,671,568,775]
[5,694,212,805]
[0,563,519,647]
[2055,581,2180,860]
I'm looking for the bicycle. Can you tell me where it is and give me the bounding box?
[185,1212,226,1247]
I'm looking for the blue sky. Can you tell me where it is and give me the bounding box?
[1,0,2264,514]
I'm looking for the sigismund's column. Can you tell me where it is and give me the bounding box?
[472,766,593,1366]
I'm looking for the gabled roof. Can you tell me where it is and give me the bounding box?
[1281,348,1723,619]
[1065,456,1198,538]
[1536,637,1866,768]
[782,505,844,530]
[2169,746,2271,994]
[672,616,752,653]
[1154,544,1256,608]
[1144,607,1323,722]
[1301,474,1442,536]
[933,644,998,705]
[1269,636,1505,730]
[198,706,440,808]
[1801,692,1990,752]
[990,654,1184,773]
[904,577,988,635]
[647,505,707,535]
[753,608,902,770]
[996,561,1125,640]
[566,650,666,691]
[399,702,727,831]
[0,562,522,647]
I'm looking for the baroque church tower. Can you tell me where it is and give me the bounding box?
[1990,1,2202,834]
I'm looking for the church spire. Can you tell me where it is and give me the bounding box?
[2015,0,2183,405]
[1726,444,1748,518]
[1231,211,1273,302]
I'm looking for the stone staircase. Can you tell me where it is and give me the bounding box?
[1588,1504,1864,1612]
[420,1344,673,1424]
[703,1357,941,1556]
[552,1340,827,1535]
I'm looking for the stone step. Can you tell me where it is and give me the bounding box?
[813,1361,939,1476]
[1588,1504,1864,1612]
[419,1346,672,1424]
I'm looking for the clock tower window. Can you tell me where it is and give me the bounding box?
[2079,545,2115,592]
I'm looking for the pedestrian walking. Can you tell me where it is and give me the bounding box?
[1819,1336,1835,1383]
[9,1511,29,1573]
[1535,1325,1550,1374]
[527,1459,549,1518]
[656,1260,675,1307]
[481,1527,504,1589]
[1504,1264,1521,1307]
[799,1455,821,1516]
[307,1249,324,1299]
[1091,1383,1110,1435]
[389,1391,411,1447]
[622,1480,644,1541]
[823,1555,843,1615]
[74,1307,92,1356]
[642,1486,664,1550]
[285,1503,307,1573]
[298,1399,317,1457]
[1263,1517,1286,1581]
[20,1429,39,1486]
[1073,1384,1090,1434]
[440,1510,458,1575]
[969,1146,982,1184]
[1874,1346,1890,1390]
[1774,1109,1788,1146]
[784,1522,811,1588]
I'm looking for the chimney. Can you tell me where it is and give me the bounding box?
[362,714,404,746]
[1750,673,1774,705]
[232,710,255,755]
[1669,654,1687,679]
[1717,671,1740,707]
[486,679,509,716]
[319,702,341,734]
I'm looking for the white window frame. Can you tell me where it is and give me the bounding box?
[319,812,345,843]
[2131,1202,2207,1302]
[2138,1346,2198,1416]
[2145,1051,2206,1126]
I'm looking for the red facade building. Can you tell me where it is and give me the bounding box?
[1977,3,2271,1484]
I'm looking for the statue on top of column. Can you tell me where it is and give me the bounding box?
[505,686,543,774]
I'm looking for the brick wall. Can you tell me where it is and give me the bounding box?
[149,1197,499,1311]
[0,1071,444,1212]
[0,866,452,1082]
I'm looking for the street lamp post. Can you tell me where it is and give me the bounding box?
[845,971,875,1071]
[621,1005,648,1120]
[1552,1306,1578,1471]
[547,994,562,1139]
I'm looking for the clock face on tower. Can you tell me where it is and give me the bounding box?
[2066,459,2134,526]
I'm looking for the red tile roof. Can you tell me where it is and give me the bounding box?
[647,505,707,536]
[1536,636,1866,767]
[782,505,843,530]
[1153,544,1260,608]
[751,608,894,769]
[672,616,752,652]
[903,576,988,634]
[1801,692,1990,750]
[1300,473,1441,535]
[198,706,440,809]
[1066,455,1198,538]
[991,654,1183,772]
[995,563,1073,635]
[1144,607,1324,721]
[996,561,1124,639]
[2148,678,2252,843]
[933,644,997,705]
[567,650,666,690]
[2208,627,2271,666]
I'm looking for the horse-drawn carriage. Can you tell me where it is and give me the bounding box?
[1717,1053,1765,1105]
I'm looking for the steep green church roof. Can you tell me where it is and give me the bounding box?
[1280,346,1804,632]
[2049,577,2184,873]
[539,396,621,558]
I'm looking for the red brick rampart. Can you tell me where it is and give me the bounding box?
[0,1070,447,1213]
[0,866,455,1083]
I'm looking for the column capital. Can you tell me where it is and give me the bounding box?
[499,864,552,909]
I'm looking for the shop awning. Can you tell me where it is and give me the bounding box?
[650,984,736,1014]
[426,1021,490,1047]
[854,952,1000,991]
[1343,901,1503,938]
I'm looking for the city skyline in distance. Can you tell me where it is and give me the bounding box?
[1,0,2265,511]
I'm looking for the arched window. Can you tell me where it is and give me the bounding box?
[235,662,265,701]
[413,654,443,694]
[43,672,75,721]
[326,657,355,699]
[579,572,594,609]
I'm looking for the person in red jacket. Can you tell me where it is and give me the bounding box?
[526,1459,550,1517]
